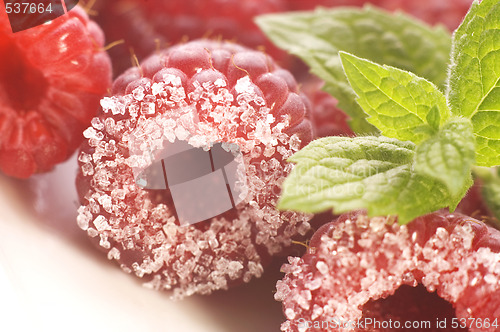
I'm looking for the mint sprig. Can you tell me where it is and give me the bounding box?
[269,0,500,223]
[256,6,452,135]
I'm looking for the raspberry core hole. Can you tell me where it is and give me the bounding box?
[361,284,465,331]
[0,38,48,112]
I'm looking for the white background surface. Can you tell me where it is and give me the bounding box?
[0,155,287,332]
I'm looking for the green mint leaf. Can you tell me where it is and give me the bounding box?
[256,6,451,134]
[414,118,475,206]
[447,0,500,167]
[279,136,454,224]
[339,52,451,144]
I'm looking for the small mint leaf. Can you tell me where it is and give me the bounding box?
[447,0,500,167]
[278,136,453,224]
[414,118,475,206]
[339,52,451,144]
[426,105,441,132]
[256,6,452,135]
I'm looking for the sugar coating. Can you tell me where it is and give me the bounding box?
[276,212,500,332]
[77,40,313,298]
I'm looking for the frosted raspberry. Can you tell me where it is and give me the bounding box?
[95,0,288,75]
[76,39,313,298]
[0,6,112,178]
[288,0,473,31]
[276,211,500,332]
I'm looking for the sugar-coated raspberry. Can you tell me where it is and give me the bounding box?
[76,39,314,298]
[276,211,500,332]
[288,0,473,31]
[0,6,112,178]
[95,0,288,76]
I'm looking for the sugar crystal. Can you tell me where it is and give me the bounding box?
[93,215,110,231]
[132,86,145,101]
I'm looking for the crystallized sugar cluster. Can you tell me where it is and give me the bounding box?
[76,40,313,298]
[276,211,500,332]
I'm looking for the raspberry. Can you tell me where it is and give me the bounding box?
[95,0,288,75]
[0,6,112,178]
[288,0,473,31]
[76,39,314,298]
[456,181,495,224]
[300,77,354,139]
[276,211,500,332]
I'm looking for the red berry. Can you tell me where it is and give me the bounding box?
[300,77,354,139]
[276,211,500,331]
[0,6,112,178]
[76,39,314,298]
[456,180,495,223]
[288,0,473,31]
[95,0,288,75]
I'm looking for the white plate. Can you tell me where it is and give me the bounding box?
[0,155,285,332]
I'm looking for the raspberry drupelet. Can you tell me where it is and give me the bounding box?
[76,39,314,298]
[0,6,112,178]
[276,211,500,332]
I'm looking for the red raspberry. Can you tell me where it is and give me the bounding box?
[288,0,473,31]
[276,211,500,331]
[95,0,288,75]
[76,39,314,298]
[456,181,495,224]
[0,6,112,178]
[300,77,354,139]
